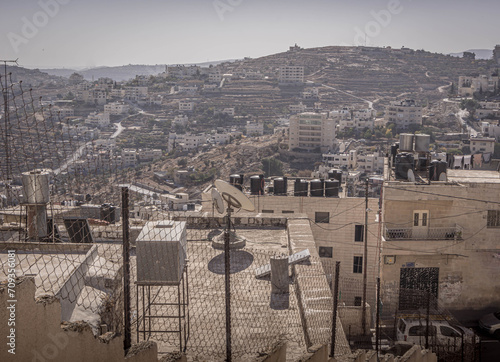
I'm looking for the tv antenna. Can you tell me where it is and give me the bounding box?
[1,58,18,206]
[212,179,254,360]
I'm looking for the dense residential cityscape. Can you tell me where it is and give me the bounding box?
[1,1,500,361]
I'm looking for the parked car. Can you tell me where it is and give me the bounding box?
[396,316,478,351]
[479,311,500,337]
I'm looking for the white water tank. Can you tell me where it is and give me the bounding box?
[414,134,431,153]
[22,169,50,204]
[136,221,187,285]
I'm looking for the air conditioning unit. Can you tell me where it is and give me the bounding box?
[136,221,187,285]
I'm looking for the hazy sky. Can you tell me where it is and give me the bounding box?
[0,0,498,69]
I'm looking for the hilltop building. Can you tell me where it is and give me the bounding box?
[289,112,336,153]
[278,65,304,84]
[385,99,423,130]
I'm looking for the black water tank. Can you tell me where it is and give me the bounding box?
[310,179,324,197]
[325,179,339,197]
[230,174,243,191]
[273,177,287,196]
[294,178,308,196]
[395,153,414,180]
[435,161,447,181]
[187,203,195,211]
[328,169,342,183]
[429,160,438,180]
[250,175,264,195]
[100,204,116,224]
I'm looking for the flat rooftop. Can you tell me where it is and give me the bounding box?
[447,169,500,183]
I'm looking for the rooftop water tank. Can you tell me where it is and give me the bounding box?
[294,179,308,197]
[395,153,414,180]
[229,174,244,191]
[328,169,342,183]
[399,134,414,152]
[22,169,50,204]
[250,175,264,195]
[273,177,287,196]
[310,179,324,197]
[325,179,339,197]
[414,134,431,153]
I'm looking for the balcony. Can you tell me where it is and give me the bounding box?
[385,224,463,241]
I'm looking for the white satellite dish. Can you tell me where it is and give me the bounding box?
[214,180,255,212]
[211,188,225,214]
[407,169,415,182]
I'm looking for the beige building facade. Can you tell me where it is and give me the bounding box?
[289,112,336,152]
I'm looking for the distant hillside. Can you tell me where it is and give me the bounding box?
[41,64,166,82]
[40,59,237,82]
[448,49,493,60]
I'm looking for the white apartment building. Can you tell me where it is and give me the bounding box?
[470,136,495,154]
[245,121,264,136]
[209,72,222,83]
[213,133,231,144]
[121,148,137,168]
[322,150,357,169]
[356,151,385,173]
[168,133,206,152]
[85,112,110,128]
[289,102,307,114]
[481,121,500,141]
[221,108,235,116]
[385,99,423,130]
[110,89,125,98]
[177,85,198,93]
[137,148,162,162]
[124,86,148,101]
[179,100,195,111]
[302,88,319,99]
[278,65,304,84]
[476,101,500,119]
[289,112,336,153]
[458,75,500,97]
[104,102,129,115]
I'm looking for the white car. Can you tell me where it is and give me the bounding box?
[397,317,477,351]
[479,311,500,337]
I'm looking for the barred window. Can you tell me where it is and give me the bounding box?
[315,211,330,223]
[487,210,500,228]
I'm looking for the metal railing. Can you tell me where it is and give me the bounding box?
[385,224,463,241]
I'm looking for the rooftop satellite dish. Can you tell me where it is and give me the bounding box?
[214,180,255,212]
[439,172,447,182]
[407,169,416,182]
[211,188,225,214]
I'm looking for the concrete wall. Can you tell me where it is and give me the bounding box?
[381,181,500,315]
[248,195,380,310]
[0,277,158,362]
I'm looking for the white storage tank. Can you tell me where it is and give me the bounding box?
[414,134,431,153]
[136,221,187,285]
[399,134,414,152]
[22,169,50,204]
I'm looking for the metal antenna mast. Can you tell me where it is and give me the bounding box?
[1,59,18,205]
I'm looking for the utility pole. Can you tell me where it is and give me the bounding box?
[362,178,369,335]
[1,59,18,206]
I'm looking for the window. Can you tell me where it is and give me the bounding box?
[282,210,294,214]
[354,296,362,306]
[440,326,461,338]
[261,210,274,214]
[315,211,330,223]
[319,246,333,258]
[409,325,436,336]
[487,210,500,228]
[353,256,363,274]
[355,225,364,242]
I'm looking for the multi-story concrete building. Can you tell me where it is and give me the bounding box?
[385,99,423,130]
[104,102,129,115]
[381,169,500,318]
[458,75,500,97]
[322,150,357,169]
[481,121,500,141]
[289,102,307,114]
[137,148,162,162]
[289,112,336,153]
[85,112,110,128]
[179,100,195,111]
[245,121,264,136]
[470,136,495,154]
[278,65,304,84]
[124,86,148,101]
[121,148,137,167]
